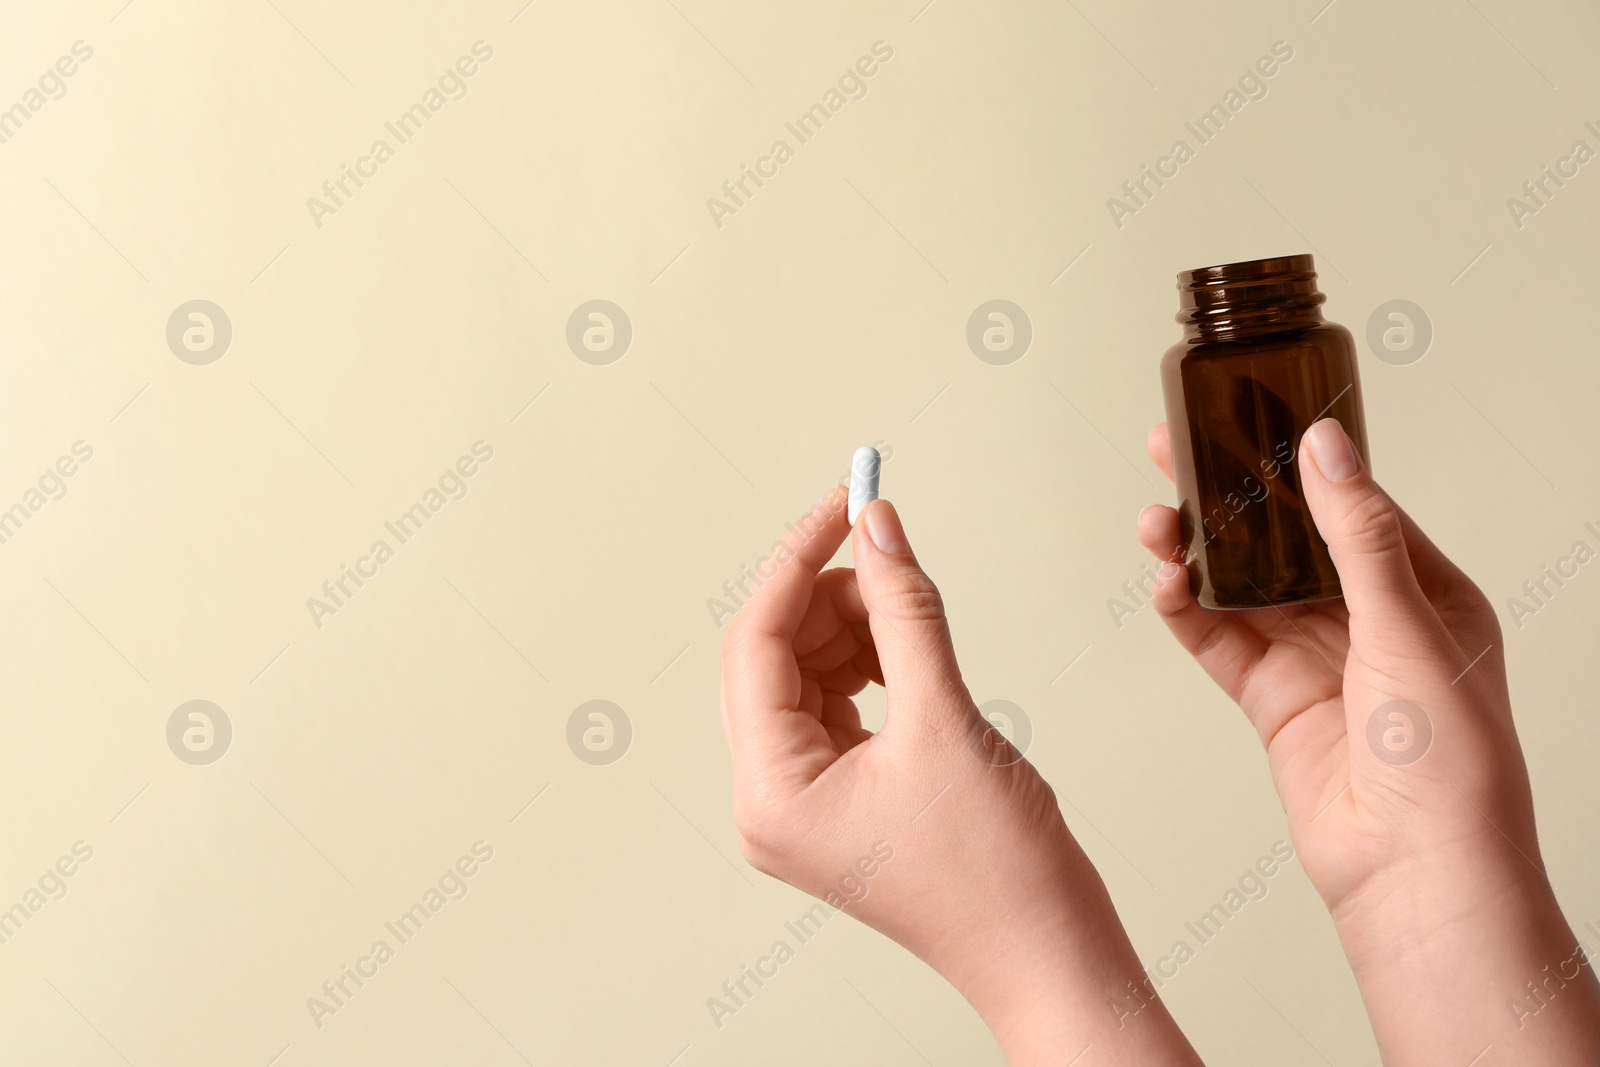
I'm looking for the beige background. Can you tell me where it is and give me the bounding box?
[3,0,1599,1063]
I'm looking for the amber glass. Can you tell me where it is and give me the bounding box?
[1160,253,1369,609]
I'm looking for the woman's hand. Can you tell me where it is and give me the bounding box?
[721,485,1201,1066]
[1139,418,1600,1064]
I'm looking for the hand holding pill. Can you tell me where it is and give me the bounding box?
[719,476,1203,1067]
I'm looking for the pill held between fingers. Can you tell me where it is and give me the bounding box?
[848,446,880,526]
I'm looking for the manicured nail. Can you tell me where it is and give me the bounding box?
[1307,418,1359,483]
[862,500,911,555]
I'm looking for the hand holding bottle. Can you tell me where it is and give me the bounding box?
[1139,418,1600,1064]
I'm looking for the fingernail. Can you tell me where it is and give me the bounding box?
[1158,560,1182,581]
[1307,419,1359,483]
[862,500,911,555]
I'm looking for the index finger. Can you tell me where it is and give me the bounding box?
[720,485,853,795]
[731,485,851,647]
[1149,421,1176,483]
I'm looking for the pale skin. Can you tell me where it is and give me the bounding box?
[719,486,1201,1065]
[719,419,1600,1064]
[1139,417,1600,1065]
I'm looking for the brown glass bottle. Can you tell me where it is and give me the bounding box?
[1160,253,1369,609]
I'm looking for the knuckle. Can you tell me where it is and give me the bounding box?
[1456,578,1501,635]
[736,830,778,876]
[1468,599,1505,649]
[882,568,946,622]
[732,800,793,876]
[1337,490,1405,553]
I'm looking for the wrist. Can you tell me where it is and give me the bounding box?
[1332,841,1559,967]
[944,883,1200,1067]
[1333,850,1600,1064]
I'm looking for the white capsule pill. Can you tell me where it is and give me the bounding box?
[848,446,880,526]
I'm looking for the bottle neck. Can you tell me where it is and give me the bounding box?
[1176,254,1325,343]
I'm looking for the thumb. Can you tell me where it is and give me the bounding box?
[852,500,975,731]
[1299,418,1453,663]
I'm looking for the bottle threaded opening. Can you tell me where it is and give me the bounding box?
[1176,253,1325,341]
